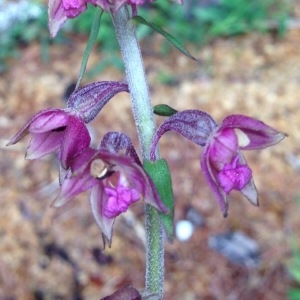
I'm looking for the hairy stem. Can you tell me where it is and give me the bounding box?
[111,6,164,299]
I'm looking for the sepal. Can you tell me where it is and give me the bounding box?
[67,81,129,123]
[150,110,217,160]
[100,131,142,166]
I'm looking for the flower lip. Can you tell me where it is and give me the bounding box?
[217,156,252,194]
[103,179,140,218]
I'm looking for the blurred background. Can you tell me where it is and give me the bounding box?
[0,0,300,299]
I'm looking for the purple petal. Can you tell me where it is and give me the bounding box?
[54,169,98,207]
[7,108,68,145]
[208,128,238,169]
[70,147,97,174]
[237,153,259,206]
[48,0,68,38]
[90,184,115,245]
[26,131,62,159]
[221,115,286,150]
[29,109,69,133]
[63,0,87,18]
[201,145,228,217]
[67,81,129,123]
[48,0,87,38]
[150,110,217,160]
[60,115,91,169]
[240,179,259,206]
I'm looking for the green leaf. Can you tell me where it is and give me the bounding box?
[153,104,178,117]
[131,15,198,61]
[144,159,175,242]
[288,288,300,300]
[75,8,103,90]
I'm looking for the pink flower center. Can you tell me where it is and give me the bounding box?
[103,183,140,218]
[217,156,252,194]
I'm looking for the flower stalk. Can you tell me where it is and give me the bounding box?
[111,5,164,298]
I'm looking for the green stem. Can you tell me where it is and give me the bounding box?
[111,6,164,299]
[76,8,103,90]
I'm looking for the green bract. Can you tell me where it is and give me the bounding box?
[144,159,175,242]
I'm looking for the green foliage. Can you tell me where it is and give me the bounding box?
[153,104,178,116]
[132,15,198,60]
[75,9,103,90]
[288,244,300,299]
[1,0,291,72]
[68,5,119,52]
[145,0,290,45]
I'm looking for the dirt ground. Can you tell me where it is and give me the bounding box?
[1,10,300,300]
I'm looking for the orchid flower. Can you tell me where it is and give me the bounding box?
[7,108,90,169]
[48,0,152,37]
[7,81,129,169]
[55,132,168,244]
[48,0,109,37]
[150,110,286,216]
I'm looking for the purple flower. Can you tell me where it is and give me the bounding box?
[7,108,90,169]
[48,0,153,37]
[7,81,128,169]
[55,132,168,244]
[150,110,286,216]
[48,0,110,38]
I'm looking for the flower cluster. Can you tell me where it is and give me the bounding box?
[8,1,288,297]
[150,110,286,217]
[8,82,167,244]
[9,84,286,242]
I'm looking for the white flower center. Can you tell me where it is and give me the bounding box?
[234,129,250,147]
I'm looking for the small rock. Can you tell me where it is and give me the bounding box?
[176,220,194,242]
[208,231,260,268]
